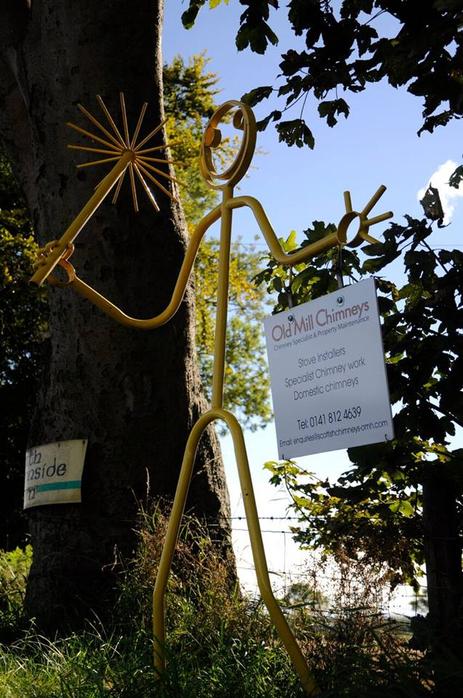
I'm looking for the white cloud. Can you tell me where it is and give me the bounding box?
[417,159,463,224]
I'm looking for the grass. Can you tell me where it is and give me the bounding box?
[0,508,437,697]
[0,624,306,697]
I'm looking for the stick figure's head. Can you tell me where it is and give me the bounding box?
[200,100,256,190]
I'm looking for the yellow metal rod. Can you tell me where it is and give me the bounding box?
[137,159,180,185]
[224,409,320,697]
[152,407,320,696]
[211,186,233,409]
[96,94,126,146]
[30,151,132,285]
[111,170,125,205]
[361,184,386,216]
[134,117,168,151]
[65,204,222,327]
[137,162,178,203]
[66,121,119,151]
[226,196,340,264]
[133,163,160,212]
[120,92,130,146]
[77,102,124,150]
[76,155,121,169]
[136,142,181,154]
[48,191,349,323]
[139,156,177,165]
[67,144,119,156]
[128,163,139,213]
[365,211,393,227]
[343,190,353,213]
[130,102,148,148]
[152,413,212,673]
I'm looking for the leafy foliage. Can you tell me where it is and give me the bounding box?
[449,162,463,190]
[182,0,231,30]
[0,545,32,639]
[184,0,463,146]
[164,54,219,225]
[256,195,463,590]
[265,458,423,590]
[0,156,47,550]
[0,511,306,698]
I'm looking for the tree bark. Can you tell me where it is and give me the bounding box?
[0,0,233,631]
[422,467,463,694]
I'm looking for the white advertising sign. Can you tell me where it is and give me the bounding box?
[24,439,87,509]
[264,278,393,459]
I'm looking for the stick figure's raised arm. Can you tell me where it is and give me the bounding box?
[226,185,392,265]
[31,97,392,329]
[47,203,222,329]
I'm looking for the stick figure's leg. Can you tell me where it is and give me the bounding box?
[152,408,320,697]
[152,411,216,672]
[217,408,319,697]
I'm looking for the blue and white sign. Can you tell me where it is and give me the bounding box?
[264,278,394,459]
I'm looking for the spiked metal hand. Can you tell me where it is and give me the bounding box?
[31,93,178,285]
[68,93,179,212]
[338,186,392,247]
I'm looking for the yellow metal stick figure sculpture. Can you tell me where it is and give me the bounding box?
[31,96,392,696]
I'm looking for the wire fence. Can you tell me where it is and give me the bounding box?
[226,516,429,621]
[22,508,429,620]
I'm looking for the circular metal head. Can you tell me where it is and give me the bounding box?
[200,100,256,190]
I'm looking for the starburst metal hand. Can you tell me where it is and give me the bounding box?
[338,186,392,247]
[30,93,178,285]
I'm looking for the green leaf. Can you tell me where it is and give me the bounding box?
[388,500,414,518]
[285,230,298,251]
[362,257,387,273]
[420,185,445,225]
[181,0,207,29]
[386,353,404,365]
[361,242,385,257]
[276,119,314,148]
[318,99,350,127]
[449,164,463,189]
[236,20,279,54]
[241,86,273,107]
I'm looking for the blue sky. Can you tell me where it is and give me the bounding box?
[163,3,462,599]
[164,3,462,239]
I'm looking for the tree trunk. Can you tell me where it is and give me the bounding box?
[422,468,463,694]
[0,0,233,631]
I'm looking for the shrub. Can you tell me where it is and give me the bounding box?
[0,507,438,696]
[0,509,304,697]
[0,546,32,639]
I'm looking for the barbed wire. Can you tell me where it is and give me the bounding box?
[231,516,300,521]
[233,528,296,534]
